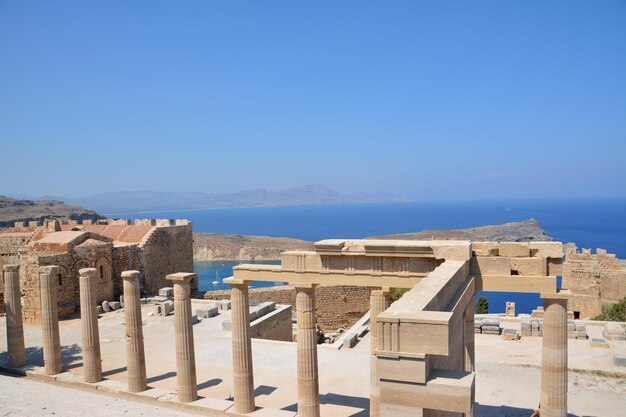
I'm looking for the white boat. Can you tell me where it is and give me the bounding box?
[211,271,220,285]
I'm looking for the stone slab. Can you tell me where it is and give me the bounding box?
[195,306,219,319]
[590,338,609,348]
[110,301,121,310]
[343,333,358,348]
[190,397,234,412]
[158,287,174,298]
[613,355,626,367]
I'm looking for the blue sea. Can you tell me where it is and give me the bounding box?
[111,199,626,314]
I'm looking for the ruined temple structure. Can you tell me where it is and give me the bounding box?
[3,238,571,417]
[563,246,626,319]
[0,218,193,322]
[231,239,567,417]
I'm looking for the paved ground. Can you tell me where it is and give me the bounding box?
[1,305,625,417]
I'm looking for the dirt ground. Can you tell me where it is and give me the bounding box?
[0,305,624,417]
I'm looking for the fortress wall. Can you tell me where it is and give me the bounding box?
[563,248,626,318]
[112,245,141,297]
[140,223,194,296]
[201,284,371,332]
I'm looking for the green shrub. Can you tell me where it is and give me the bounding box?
[592,296,626,322]
[476,296,489,314]
[390,288,409,302]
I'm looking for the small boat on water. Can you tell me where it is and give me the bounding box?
[211,271,220,285]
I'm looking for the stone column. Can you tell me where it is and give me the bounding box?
[79,268,102,383]
[167,272,198,403]
[464,296,475,373]
[39,266,62,375]
[369,288,390,417]
[540,295,568,417]
[122,270,147,392]
[3,265,25,368]
[225,278,256,414]
[295,283,320,417]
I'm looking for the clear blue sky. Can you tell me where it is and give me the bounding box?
[1,1,625,200]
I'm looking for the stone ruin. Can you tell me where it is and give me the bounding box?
[3,239,574,417]
[0,218,193,322]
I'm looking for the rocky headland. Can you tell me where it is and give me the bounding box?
[0,196,106,229]
[193,219,553,261]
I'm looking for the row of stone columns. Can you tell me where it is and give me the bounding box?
[3,263,569,416]
[2,265,201,404]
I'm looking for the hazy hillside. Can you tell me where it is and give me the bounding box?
[23,184,411,214]
[0,196,106,229]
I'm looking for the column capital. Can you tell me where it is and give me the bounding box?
[79,268,98,279]
[167,272,197,284]
[121,270,141,281]
[224,277,250,286]
[372,287,391,295]
[39,265,59,276]
[3,264,20,273]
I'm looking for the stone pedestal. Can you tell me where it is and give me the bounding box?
[167,272,198,403]
[122,270,147,392]
[295,283,320,417]
[540,296,568,417]
[79,268,102,383]
[225,278,256,414]
[3,265,25,368]
[369,288,390,417]
[39,266,62,375]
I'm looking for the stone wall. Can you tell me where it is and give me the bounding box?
[0,234,31,269]
[141,223,194,295]
[563,247,626,319]
[201,284,371,332]
[112,245,141,296]
[250,304,293,341]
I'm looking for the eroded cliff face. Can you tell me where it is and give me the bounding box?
[0,196,105,229]
[193,233,314,261]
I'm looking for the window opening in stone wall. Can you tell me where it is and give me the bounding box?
[100,265,104,280]
[58,273,62,286]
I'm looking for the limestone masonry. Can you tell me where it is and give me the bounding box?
[563,246,626,319]
[0,218,193,322]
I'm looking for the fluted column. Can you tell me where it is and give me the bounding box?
[223,277,256,413]
[39,266,62,375]
[369,287,390,417]
[540,295,568,417]
[79,268,102,383]
[295,283,320,417]
[464,296,475,373]
[4,264,25,368]
[168,272,198,403]
[122,270,147,392]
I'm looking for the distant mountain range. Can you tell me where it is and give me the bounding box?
[8,184,411,214]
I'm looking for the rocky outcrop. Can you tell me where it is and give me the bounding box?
[193,219,553,261]
[0,196,105,229]
[193,233,314,261]
[369,219,553,242]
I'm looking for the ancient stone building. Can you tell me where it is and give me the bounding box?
[563,246,626,319]
[0,218,193,322]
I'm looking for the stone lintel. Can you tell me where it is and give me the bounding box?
[292,282,317,290]
[79,268,98,278]
[2,264,20,272]
[476,275,557,294]
[167,272,197,283]
[121,270,141,281]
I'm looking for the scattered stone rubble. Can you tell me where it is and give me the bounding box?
[603,323,626,341]
[222,301,276,331]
